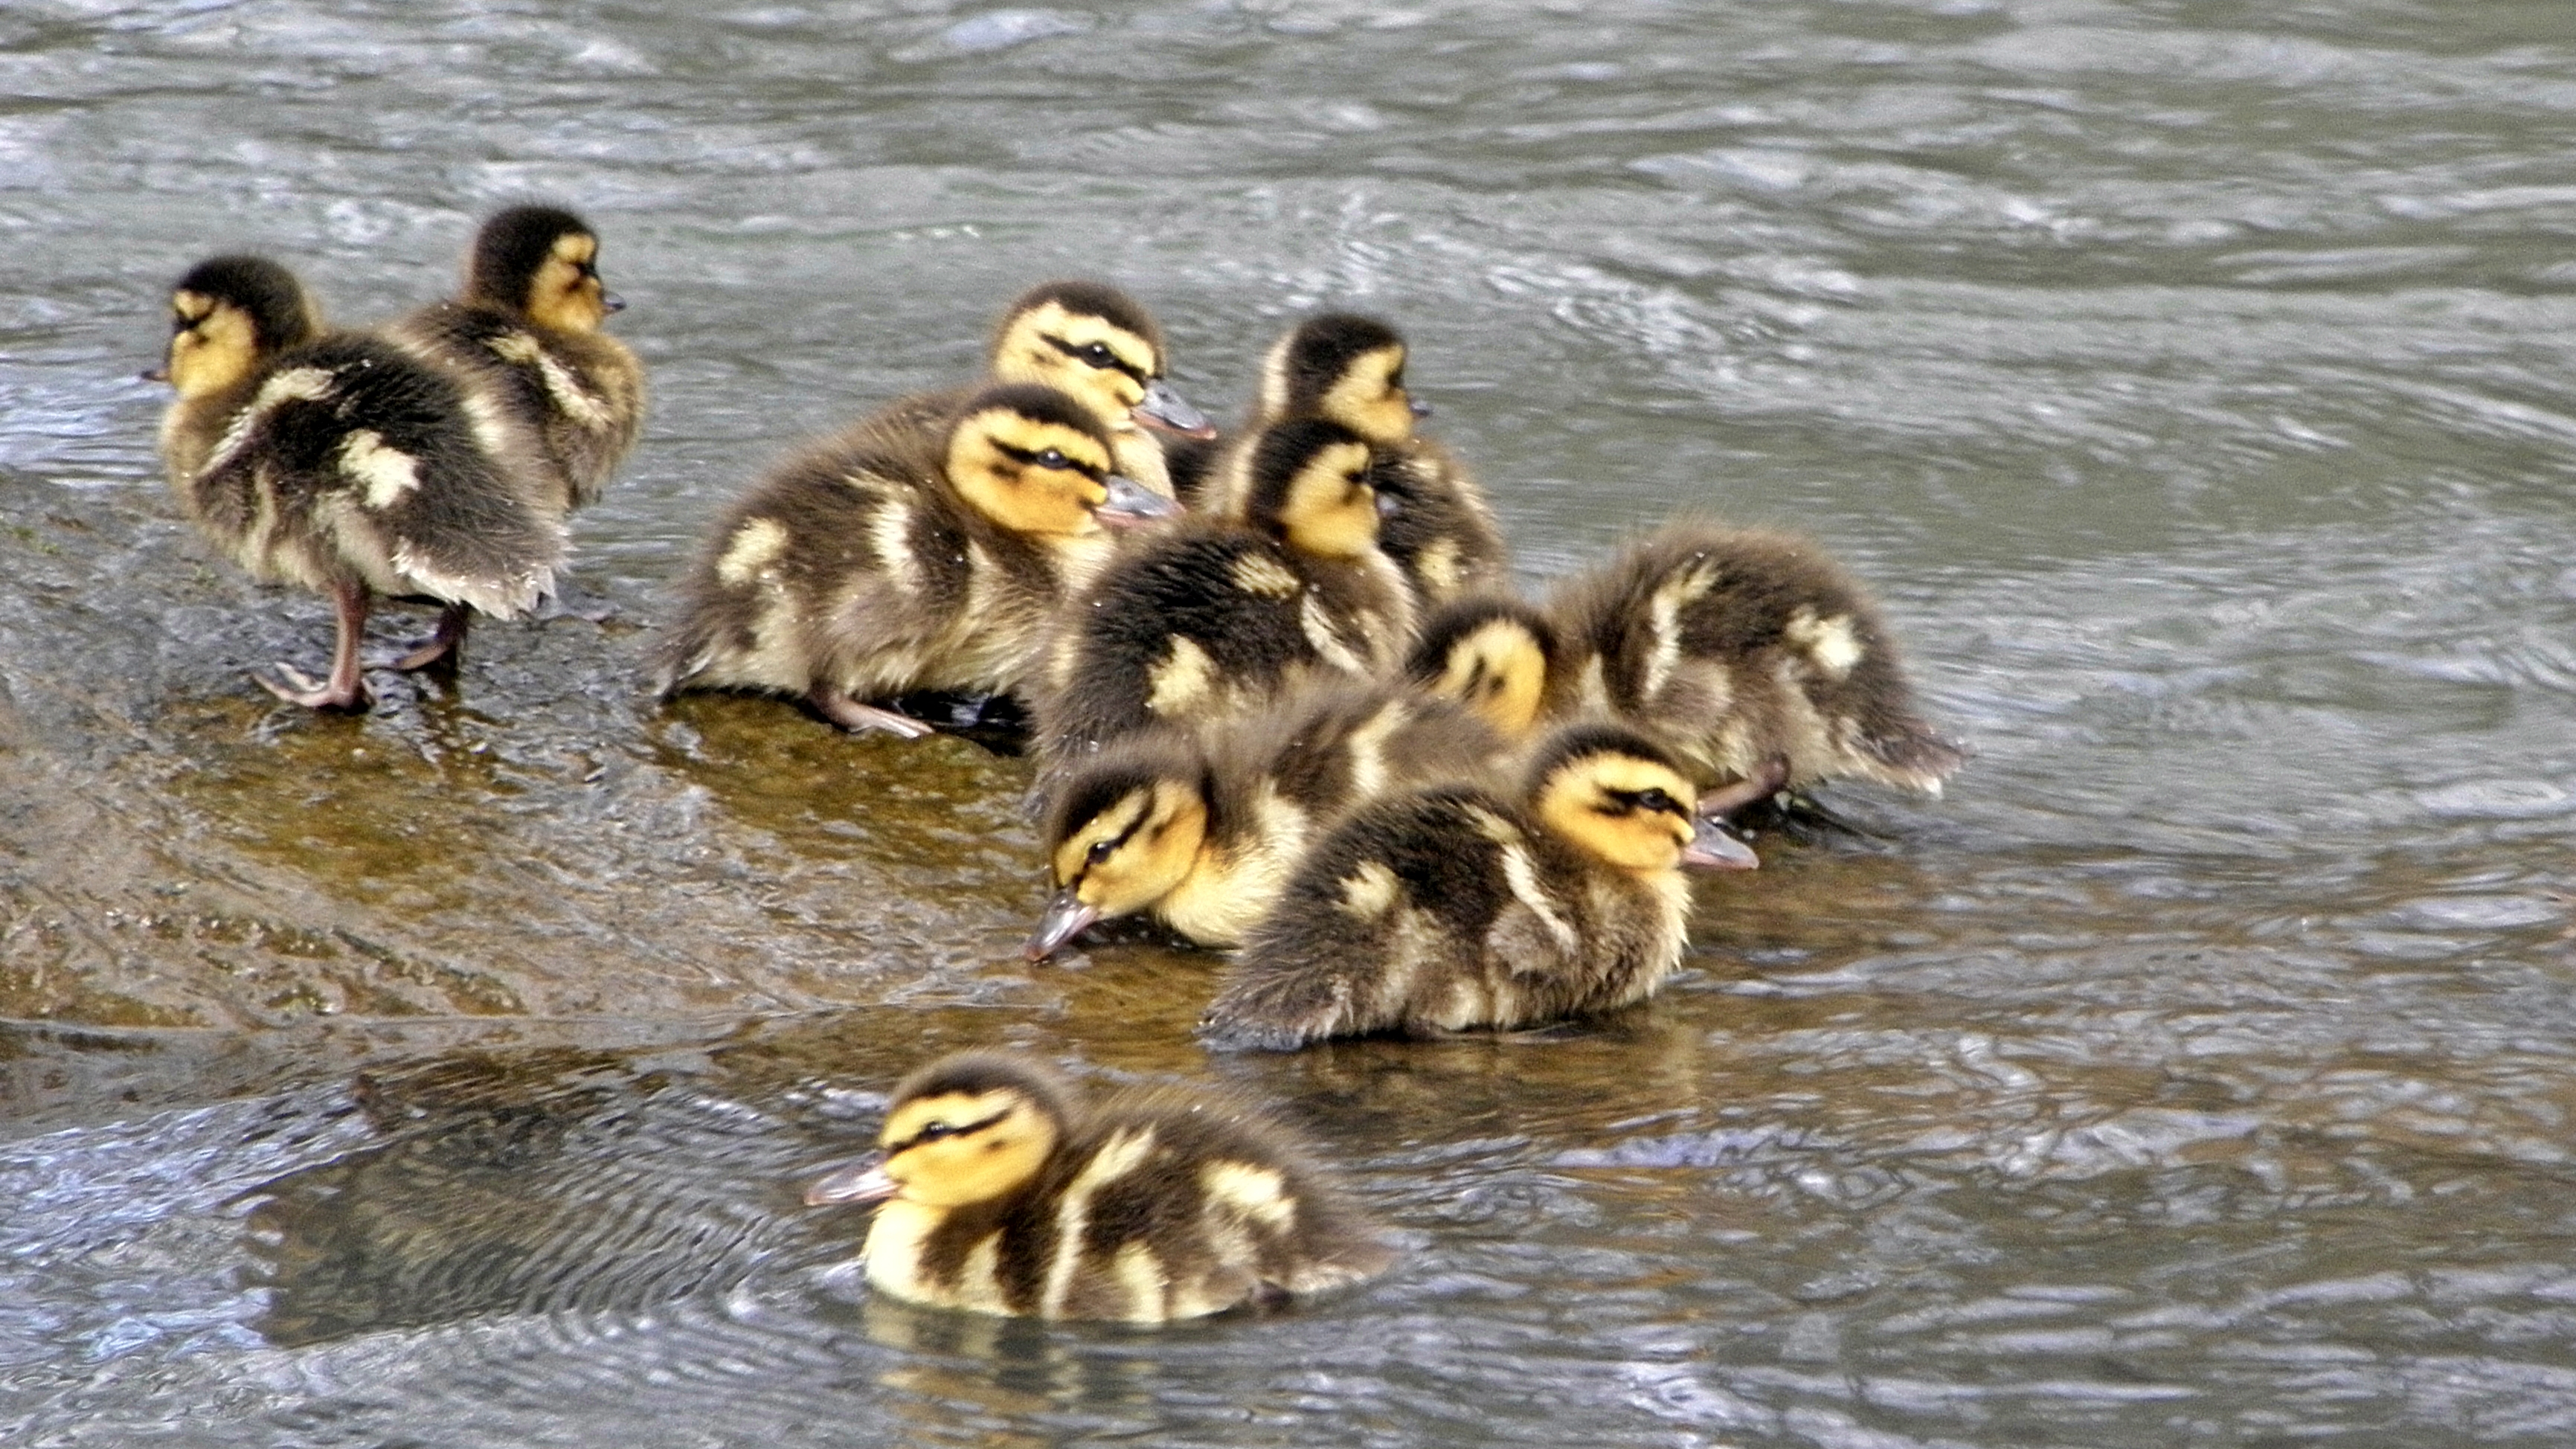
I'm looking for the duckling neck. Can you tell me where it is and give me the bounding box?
[1157,784,1309,946]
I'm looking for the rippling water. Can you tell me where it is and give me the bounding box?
[4,0,2574,1444]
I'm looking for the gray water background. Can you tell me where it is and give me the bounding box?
[2,0,2574,1443]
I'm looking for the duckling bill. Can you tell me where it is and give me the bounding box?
[803,1052,1393,1322]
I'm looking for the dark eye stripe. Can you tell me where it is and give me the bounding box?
[1041,333,1147,385]
[887,1106,1012,1154]
[993,439,1105,481]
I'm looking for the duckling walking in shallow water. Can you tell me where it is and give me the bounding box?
[1032,415,1416,765]
[803,1051,1394,1323]
[388,205,644,517]
[1199,722,1755,1051]
[151,255,564,710]
[653,384,1175,736]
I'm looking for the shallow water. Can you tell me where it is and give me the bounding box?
[4,0,2574,1443]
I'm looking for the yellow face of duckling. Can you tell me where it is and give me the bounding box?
[991,301,1162,434]
[873,1084,1063,1209]
[1270,437,1382,560]
[1421,616,1551,740]
[1050,777,1210,919]
[946,405,1122,538]
[161,289,263,399]
[1314,343,1418,448]
[1534,751,1701,876]
[525,231,614,332]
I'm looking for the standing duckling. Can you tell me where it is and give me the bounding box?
[1032,416,1417,765]
[882,280,1213,501]
[802,1051,1395,1323]
[1028,681,1509,956]
[654,384,1176,736]
[1209,313,1508,606]
[387,205,644,517]
[151,255,564,710]
[1199,723,1755,1051]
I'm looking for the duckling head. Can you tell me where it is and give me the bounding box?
[1407,596,1559,740]
[987,280,1212,440]
[464,205,621,332]
[1256,313,1425,446]
[1030,736,1212,958]
[1526,724,1712,876]
[155,255,318,397]
[1239,417,1384,560]
[805,1053,1073,1210]
[946,383,1178,537]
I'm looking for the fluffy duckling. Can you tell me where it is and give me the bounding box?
[1032,416,1417,764]
[882,280,1212,501]
[1029,682,1510,957]
[654,384,1176,736]
[1210,313,1507,605]
[1198,722,1756,1051]
[803,1052,1394,1323]
[151,255,564,710]
[387,205,644,515]
[1406,529,1965,807]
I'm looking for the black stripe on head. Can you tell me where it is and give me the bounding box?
[955,382,1119,452]
[1044,733,1204,851]
[467,205,596,309]
[1521,722,1688,800]
[888,1051,1078,1128]
[1003,279,1166,358]
[1238,416,1369,531]
[1405,595,1560,684]
[1278,313,1406,409]
[173,255,318,353]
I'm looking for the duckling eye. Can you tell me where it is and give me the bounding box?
[916,1119,956,1142]
[1079,341,1114,367]
[1036,448,1070,470]
[1085,839,1117,867]
[1637,788,1675,815]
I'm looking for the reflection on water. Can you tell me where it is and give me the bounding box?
[4,0,2575,1444]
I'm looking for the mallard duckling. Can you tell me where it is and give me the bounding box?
[1029,681,1509,956]
[881,280,1212,500]
[1210,313,1507,605]
[654,383,1177,736]
[1031,416,1418,764]
[151,255,564,710]
[1198,722,1756,1051]
[1405,529,1965,808]
[802,1051,1394,1323]
[387,205,643,515]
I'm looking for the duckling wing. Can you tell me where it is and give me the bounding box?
[390,303,643,510]
[1367,441,1509,605]
[188,336,562,614]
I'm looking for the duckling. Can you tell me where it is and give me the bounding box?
[1029,681,1510,956]
[1198,722,1756,1051]
[151,254,564,710]
[881,280,1213,501]
[1031,415,1418,765]
[802,1051,1394,1323]
[385,205,643,518]
[653,383,1177,736]
[1209,313,1508,605]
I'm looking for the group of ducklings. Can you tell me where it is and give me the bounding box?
[150,205,1966,1324]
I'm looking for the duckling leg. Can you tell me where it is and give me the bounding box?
[257,580,373,711]
[389,603,470,672]
[806,686,935,739]
[1693,756,1791,823]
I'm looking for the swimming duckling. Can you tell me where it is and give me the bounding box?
[151,255,564,710]
[881,280,1213,500]
[1211,313,1507,606]
[387,205,644,515]
[1029,681,1510,956]
[1031,415,1418,764]
[803,1051,1394,1323]
[653,383,1177,736]
[1198,722,1756,1051]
